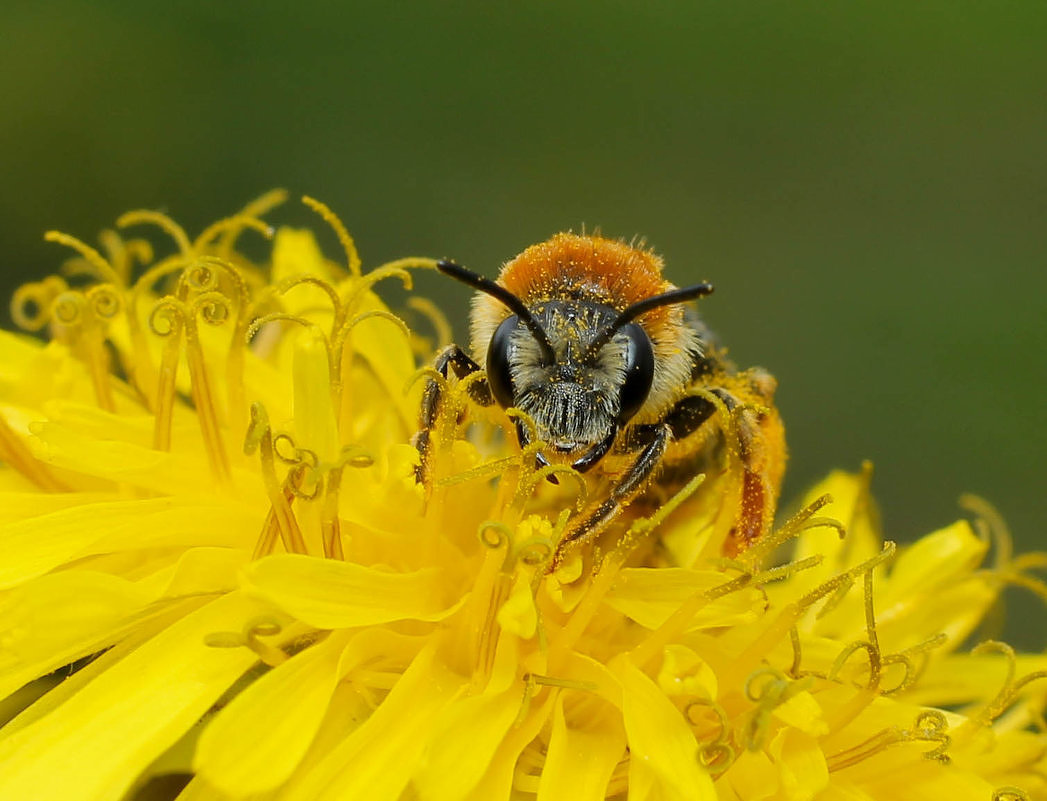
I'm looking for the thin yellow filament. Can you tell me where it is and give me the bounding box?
[183,294,232,484]
[185,257,252,450]
[741,492,836,569]
[301,196,362,276]
[148,300,182,452]
[43,231,123,287]
[825,710,950,771]
[961,493,1014,569]
[406,296,453,357]
[244,403,307,555]
[97,229,152,285]
[957,640,1047,740]
[321,465,346,560]
[214,189,287,255]
[193,215,274,252]
[436,454,518,488]
[116,210,193,256]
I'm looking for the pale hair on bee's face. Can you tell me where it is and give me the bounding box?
[508,301,631,454]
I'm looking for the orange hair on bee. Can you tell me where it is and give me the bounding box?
[498,233,672,311]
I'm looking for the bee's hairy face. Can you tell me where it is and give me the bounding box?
[486,301,653,457]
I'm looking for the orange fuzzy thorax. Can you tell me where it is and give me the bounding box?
[497,233,675,323]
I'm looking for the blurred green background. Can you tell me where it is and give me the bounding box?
[1,2,1043,637]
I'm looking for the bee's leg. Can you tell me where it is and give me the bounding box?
[413,345,493,484]
[666,372,785,557]
[553,423,672,565]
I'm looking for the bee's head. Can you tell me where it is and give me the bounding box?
[437,258,712,473]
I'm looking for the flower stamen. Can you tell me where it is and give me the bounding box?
[204,617,289,667]
[301,195,362,276]
[826,710,950,772]
[117,210,193,256]
[245,403,307,554]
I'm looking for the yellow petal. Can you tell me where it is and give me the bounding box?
[280,644,463,801]
[790,470,882,594]
[614,656,716,800]
[293,326,340,464]
[0,489,118,525]
[906,653,1047,707]
[0,592,269,801]
[773,690,829,737]
[657,644,718,700]
[606,567,763,630]
[0,497,255,589]
[768,728,829,800]
[536,694,625,801]
[271,228,333,287]
[194,630,351,797]
[147,546,248,598]
[171,776,231,801]
[413,683,520,800]
[877,578,996,652]
[28,419,215,496]
[346,291,420,434]
[0,572,151,697]
[882,520,986,602]
[726,748,778,800]
[496,572,538,638]
[466,693,558,800]
[242,553,457,628]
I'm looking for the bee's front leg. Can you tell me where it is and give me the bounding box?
[413,345,493,485]
[552,422,672,566]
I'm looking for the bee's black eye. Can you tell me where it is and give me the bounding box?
[618,322,655,422]
[486,315,519,408]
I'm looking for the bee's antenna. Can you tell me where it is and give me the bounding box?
[587,283,714,357]
[436,259,557,363]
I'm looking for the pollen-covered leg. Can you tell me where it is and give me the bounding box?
[412,345,493,485]
[696,370,786,557]
[553,423,671,566]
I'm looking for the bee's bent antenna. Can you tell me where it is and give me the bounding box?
[587,283,714,357]
[436,259,556,363]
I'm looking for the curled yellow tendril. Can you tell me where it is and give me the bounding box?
[204,616,288,667]
[993,788,1031,801]
[685,698,736,776]
[825,709,951,771]
[11,276,68,330]
[245,403,308,556]
[742,666,815,750]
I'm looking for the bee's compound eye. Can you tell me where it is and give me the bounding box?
[618,322,655,422]
[486,315,519,408]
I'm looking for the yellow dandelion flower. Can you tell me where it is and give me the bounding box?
[0,194,1044,801]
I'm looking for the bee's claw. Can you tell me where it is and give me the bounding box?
[534,451,559,484]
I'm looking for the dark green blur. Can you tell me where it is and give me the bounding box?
[1,1,1043,643]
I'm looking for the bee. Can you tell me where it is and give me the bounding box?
[414,233,786,565]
